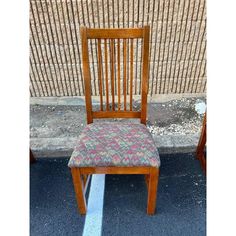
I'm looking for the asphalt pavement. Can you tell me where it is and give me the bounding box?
[30,153,206,236]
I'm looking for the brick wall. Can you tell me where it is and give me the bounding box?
[30,0,206,97]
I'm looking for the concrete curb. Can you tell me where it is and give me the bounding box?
[30,95,204,158]
[30,134,200,158]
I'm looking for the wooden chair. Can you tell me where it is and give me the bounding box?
[196,112,206,174]
[68,26,160,215]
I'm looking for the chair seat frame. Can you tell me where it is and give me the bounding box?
[71,166,159,215]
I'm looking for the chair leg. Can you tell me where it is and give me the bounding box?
[147,167,159,215]
[144,174,149,189]
[71,168,87,215]
[81,174,87,188]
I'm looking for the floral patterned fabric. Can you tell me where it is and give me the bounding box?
[68,122,160,168]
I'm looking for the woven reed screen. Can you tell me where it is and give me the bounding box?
[30,0,206,97]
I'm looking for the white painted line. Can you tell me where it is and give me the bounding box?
[83,174,105,236]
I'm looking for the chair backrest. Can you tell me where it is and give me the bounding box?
[80,26,150,125]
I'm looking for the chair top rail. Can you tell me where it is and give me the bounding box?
[86,27,145,39]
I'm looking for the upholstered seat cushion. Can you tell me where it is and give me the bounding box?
[68,122,160,168]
